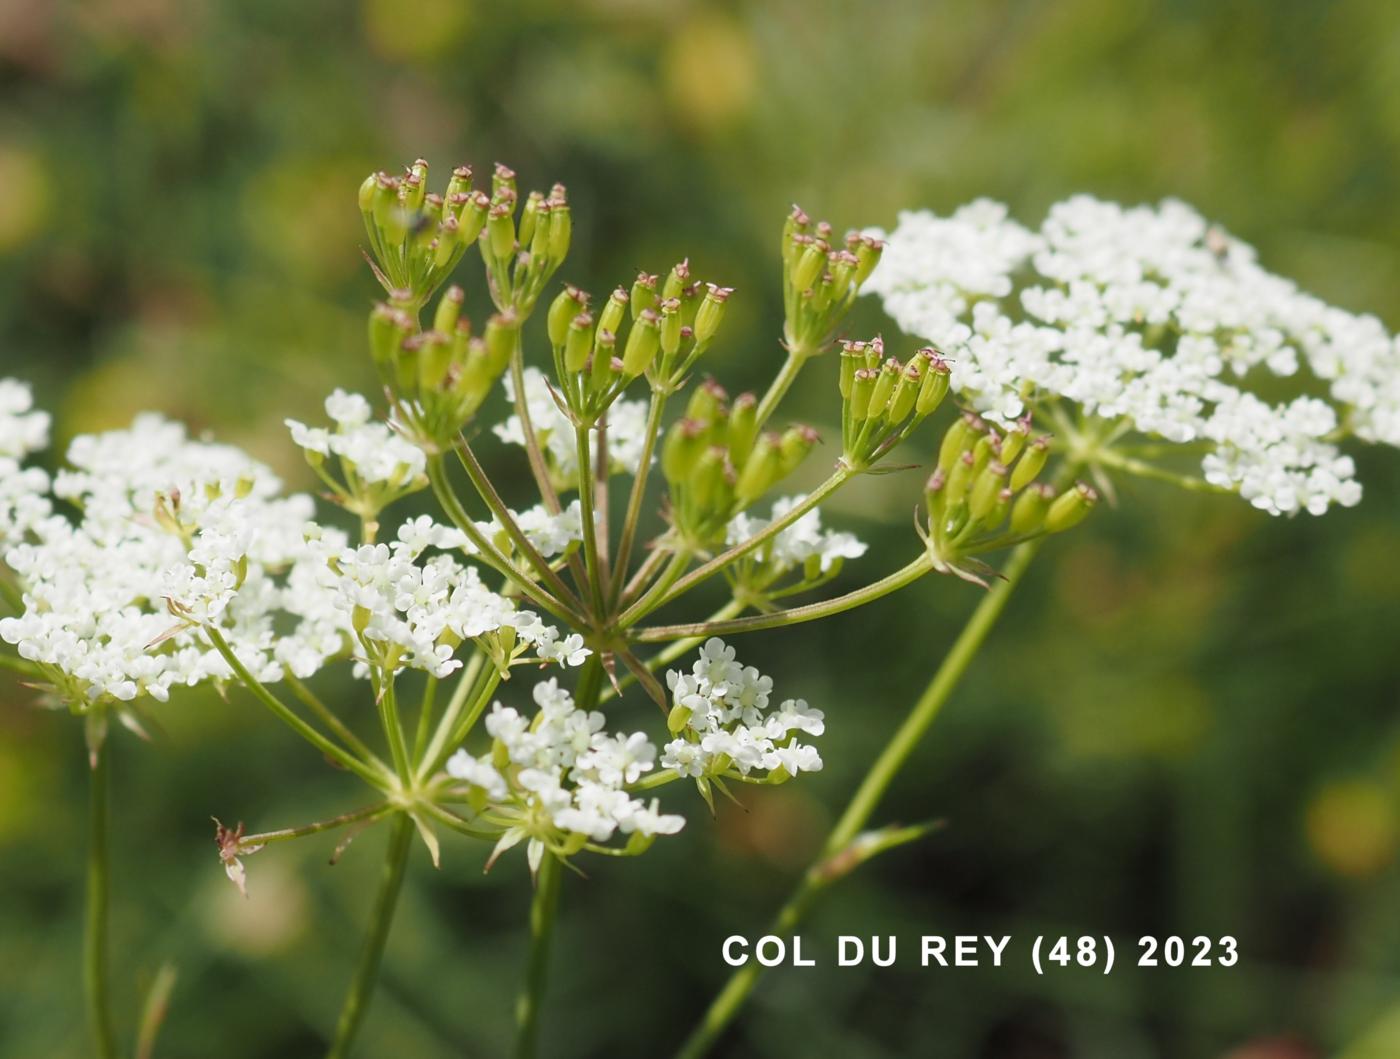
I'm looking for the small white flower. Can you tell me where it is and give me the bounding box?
[662,639,824,782]
[867,195,1400,515]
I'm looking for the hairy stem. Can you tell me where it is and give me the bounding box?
[673,539,1042,1058]
[85,737,118,1059]
[326,814,414,1059]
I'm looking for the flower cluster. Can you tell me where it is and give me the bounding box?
[662,638,824,782]
[302,520,588,678]
[726,496,867,587]
[446,678,683,871]
[0,395,587,714]
[2,413,313,708]
[286,389,427,524]
[0,379,52,548]
[866,195,1400,515]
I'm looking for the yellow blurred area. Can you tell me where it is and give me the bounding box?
[1305,779,1397,880]
[662,12,757,133]
[0,144,48,252]
[361,0,473,61]
[242,160,364,282]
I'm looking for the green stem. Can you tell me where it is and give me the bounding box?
[508,337,565,516]
[415,651,486,783]
[573,424,608,620]
[616,548,692,628]
[238,803,392,849]
[1092,449,1231,495]
[433,666,504,776]
[85,738,119,1059]
[426,455,588,627]
[205,627,388,789]
[633,556,929,642]
[0,653,39,675]
[456,442,587,616]
[283,671,382,768]
[376,672,412,787]
[622,468,852,626]
[513,655,602,1057]
[514,849,563,1059]
[600,599,744,704]
[673,538,1042,1059]
[505,336,594,598]
[609,392,668,605]
[753,347,809,431]
[413,676,438,761]
[326,814,414,1059]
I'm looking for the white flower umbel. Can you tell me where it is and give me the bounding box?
[476,499,585,560]
[0,379,53,549]
[300,517,589,681]
[445,677,684,872]
[661,638,824,785]
[867,195,1400,515]
[286,388,427,529]
[494,368,652,489]
[2,413,313,711]
[726,495,867,592]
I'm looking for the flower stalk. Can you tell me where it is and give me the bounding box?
[85,737,118,1059]
[673,538,1042,1058]
[326,814,414,1059]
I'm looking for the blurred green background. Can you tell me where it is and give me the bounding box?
[3,1,1400,1056]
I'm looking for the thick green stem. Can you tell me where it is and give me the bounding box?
[85,737,118,1059]
[633,556,929,643]
[673,538,1042,1059]
[326,814,414,1059]
[514,839,563,1059]
[513,655,602,1057]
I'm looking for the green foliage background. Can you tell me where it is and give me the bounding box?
[2,1,1399,1056]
